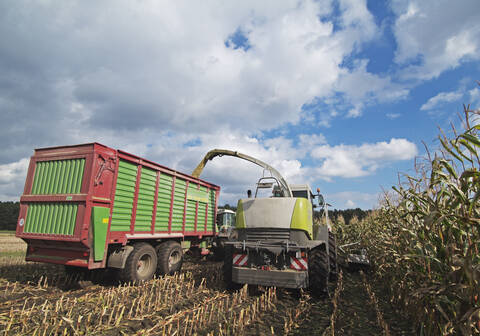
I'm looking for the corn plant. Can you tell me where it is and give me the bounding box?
[340,105,480,335]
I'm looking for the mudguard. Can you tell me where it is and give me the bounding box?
[107,245,134,269]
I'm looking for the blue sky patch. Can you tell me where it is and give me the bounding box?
[225,28,251,51]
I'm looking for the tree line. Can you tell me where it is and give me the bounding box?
[0,201,20,231]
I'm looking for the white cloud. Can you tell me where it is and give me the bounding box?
[345,200,355,207]
[335,59,409,118]
[311,138,418,178]
[0,158,29,201]
[299,134,327,149]
[387,113,401,119]
[392,0,480,80]
[0,0,390,165]
[328,191,380,209]
[0,0,422,210]
[420,91,463,111]
[469,87,480,108]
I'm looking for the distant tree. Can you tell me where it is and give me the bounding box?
[221,204,237,211]
[0,201,20,231]
[329,208,371,225]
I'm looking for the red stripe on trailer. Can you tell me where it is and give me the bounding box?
[290,257,308,271]
[204,187,209,233]
[182,180,189,235]
[233,254,248,266]
[130,165,142,234]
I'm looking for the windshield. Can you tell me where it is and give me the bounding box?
[292,190,308,199]
[217,212,235,227]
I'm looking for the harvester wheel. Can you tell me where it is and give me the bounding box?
[328,232,338,280]
[308,245,329,296]
[156,241,183,275]
[121,243,157,283]
[223,245,242,290]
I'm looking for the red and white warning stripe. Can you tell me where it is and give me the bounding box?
[233,254,248,266]
[290,256,308,271]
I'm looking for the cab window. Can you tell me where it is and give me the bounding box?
[292,190,308,199]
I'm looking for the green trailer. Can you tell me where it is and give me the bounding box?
[16,143,220,282]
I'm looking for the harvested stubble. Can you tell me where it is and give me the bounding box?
[144,285,277,336]
[3,272,206,335]
[360,271,390,336]
[281,291,311,336]
[1,268,281,336]
[323,270,344,336]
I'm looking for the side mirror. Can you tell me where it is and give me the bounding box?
[317,194,324,206]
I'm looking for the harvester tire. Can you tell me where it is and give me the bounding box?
[328,232,338,280]
[156,241,183,275]
[120,243,157,283]
[308,246,329,296]
[223,245,242,290]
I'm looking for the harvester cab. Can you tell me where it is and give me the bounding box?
[216,209,236,238]
[212,208,236,260]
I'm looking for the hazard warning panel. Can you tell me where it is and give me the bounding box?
[289,256,308,271]
[232,254,248,266]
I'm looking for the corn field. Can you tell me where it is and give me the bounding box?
[3,106,478,335]
[335,106,480,335]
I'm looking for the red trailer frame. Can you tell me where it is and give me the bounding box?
[16,143,220,270]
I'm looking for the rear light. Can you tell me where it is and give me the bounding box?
[295,251,307,258]
[83,251,89,257]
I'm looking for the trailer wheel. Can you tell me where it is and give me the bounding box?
[156,241,183,275]
[308,245,329,296]
[328,232,338,280]
[120,243,157,283]
[223,245,242,290]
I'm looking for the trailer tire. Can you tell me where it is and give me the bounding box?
[309,245,329,296]
[223,245,242,290]
[120,243,157,283]
[156,241,183,275]
[328,232,338,280]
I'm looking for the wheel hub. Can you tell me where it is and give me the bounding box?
[137,254,152,276]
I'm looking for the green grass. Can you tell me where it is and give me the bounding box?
[1,250,25,257]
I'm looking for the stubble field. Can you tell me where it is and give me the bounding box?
[0,232,414,335]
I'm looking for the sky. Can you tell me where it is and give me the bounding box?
[0,0,479,209]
